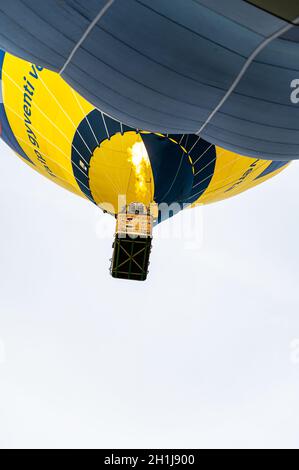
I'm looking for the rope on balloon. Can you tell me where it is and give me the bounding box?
[70,89,100,147]
[101,112,110,140]
[195,18,299,136]
[59,0,115,76]
[159,134,190,202]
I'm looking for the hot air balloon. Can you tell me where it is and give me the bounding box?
[0,0,298,160]
[0,50,289,280]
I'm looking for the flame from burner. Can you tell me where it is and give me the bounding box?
[128,141,150,198]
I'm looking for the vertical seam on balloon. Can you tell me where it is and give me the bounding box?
[59,0,115,75]
[159,135,189,202]
[71,88,100,146]
[101,112,110,139]
[195,16,299,136]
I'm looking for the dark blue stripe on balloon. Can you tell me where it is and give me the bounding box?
[255,161,289,180]
[71,109,105,202]
[141,133,195,224]
[180,135,216,204]
[104,115,122,137]
[0,48,4,79]
[71,110,124,202]
[141,133,194,205]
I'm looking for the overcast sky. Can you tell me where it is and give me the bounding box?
[0,138,299,449]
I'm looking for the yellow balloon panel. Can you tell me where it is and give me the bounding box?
[193,148,289,206]
[2,53,93,198]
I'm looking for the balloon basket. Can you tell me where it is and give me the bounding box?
[110,203,153,281]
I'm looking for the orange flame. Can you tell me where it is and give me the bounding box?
[128,141,150,197]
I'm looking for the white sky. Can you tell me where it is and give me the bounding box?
[0,139,299,449]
